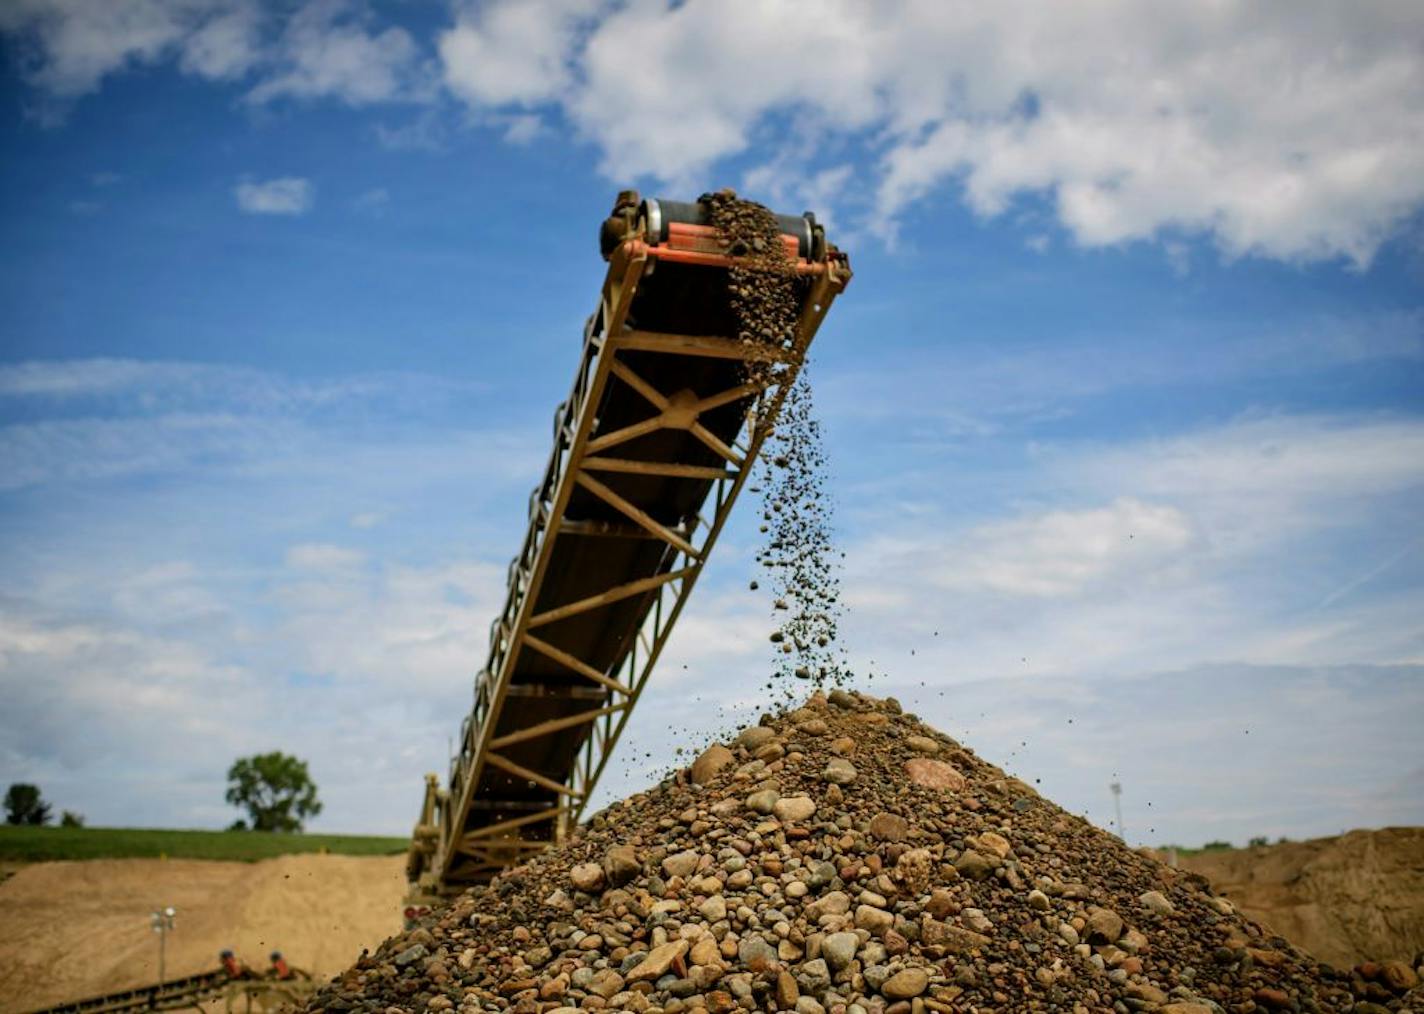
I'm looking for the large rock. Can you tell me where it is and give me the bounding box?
[920,918,990,954]
[904,757,966,791]
[868,811,910,841]
[661,850,700,879]
[569,863,605,893]
[691,744,734,784]
[587,969,624,999]
[738,935,778,970]
[627,940,689,982]
[822,758,857,784]
[880,967,929,999]
[603,845,640,886]
[975,831,1011,858]
[737,725,777,750]
[746,788,780,813]
[796,958,831,995]
[954,850,994,880]
[1139,889,1175,915]
[1086,906,1125,943]
[1379,960,1419,992]
[821,932,858,971]
[855,904,894,934]
[775,970,800,1008]
[895,848,933,894]
[773,795,816,822]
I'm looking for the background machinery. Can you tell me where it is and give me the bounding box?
[404,192,850,910]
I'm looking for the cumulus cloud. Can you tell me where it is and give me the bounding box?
[439,0,1424,266]
[0,0,261,119]
[438,0,602,109]
[0,0,424,121]
[234,176,313,214]
[245,0,426,107]
[836,412,1424,682]
[7,2,1419,263]
[937,498,1195,599]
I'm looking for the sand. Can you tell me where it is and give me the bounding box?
[1179,827,1424,968]
[0,853,404,1013]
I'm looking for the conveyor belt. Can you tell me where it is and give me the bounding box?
[406,192,850,901]
[24,969,228,1014]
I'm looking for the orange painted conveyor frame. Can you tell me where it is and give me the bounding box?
[404,192,850,909]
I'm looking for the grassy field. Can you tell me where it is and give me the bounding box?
[0,825,407,864]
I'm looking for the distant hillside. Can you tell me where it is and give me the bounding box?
[0,825,406,865]
[1178,827,1424,968]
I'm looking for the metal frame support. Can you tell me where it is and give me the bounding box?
[408,223,850,895]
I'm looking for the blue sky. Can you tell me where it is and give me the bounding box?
[1,1,1421,846]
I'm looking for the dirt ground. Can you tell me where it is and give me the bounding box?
[0,853,404,1013]
[1179,827,1424,969]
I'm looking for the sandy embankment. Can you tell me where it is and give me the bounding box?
[1179,827,1424,968]
[0,853,405,1013]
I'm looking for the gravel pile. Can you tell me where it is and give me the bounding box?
[307,691,1415,1014]
[702,190,846,692]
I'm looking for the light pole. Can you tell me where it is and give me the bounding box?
[150,906,176,985]
[1110,781,1126,844]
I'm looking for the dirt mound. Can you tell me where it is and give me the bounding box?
[308,691,1422,1014]
[0,852,403,1012]
[1178,829,1424,969]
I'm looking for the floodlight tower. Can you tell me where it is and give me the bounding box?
[150,906,176,984]
[1110,781,1126,843]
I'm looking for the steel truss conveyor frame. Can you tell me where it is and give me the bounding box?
[406,193,851,900]
[23,969,230,1014]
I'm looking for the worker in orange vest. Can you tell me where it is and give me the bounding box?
[269,950,292,980]
[219,949,252,979]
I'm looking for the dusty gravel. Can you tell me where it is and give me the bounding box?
[304,691,1420,1014]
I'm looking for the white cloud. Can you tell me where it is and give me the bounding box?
[0,358,517,491]
[245,0,425,107]
[178,1,261,79]
[0,412,281,490]
[869,663,1424,848]
[0,0,422,121]
[0,0,261,119]
[819,310,1424,438]
[1070,414,1424,547]
[835,412,1424,682]
[285,543,365,571]
[938,497,1195,599]
[438,0,1424,266]
[438,0,601,109]
[234,176,313,214]
[8,2,1419,263]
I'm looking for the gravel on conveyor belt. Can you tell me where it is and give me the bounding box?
[306,691,1419,1014]
[701,189,847,694]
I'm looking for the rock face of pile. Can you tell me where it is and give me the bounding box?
[308,692,1421,1014]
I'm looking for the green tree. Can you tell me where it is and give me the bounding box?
[60,810,85,828]
[4,783,52,826]
[225,753,322,832]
